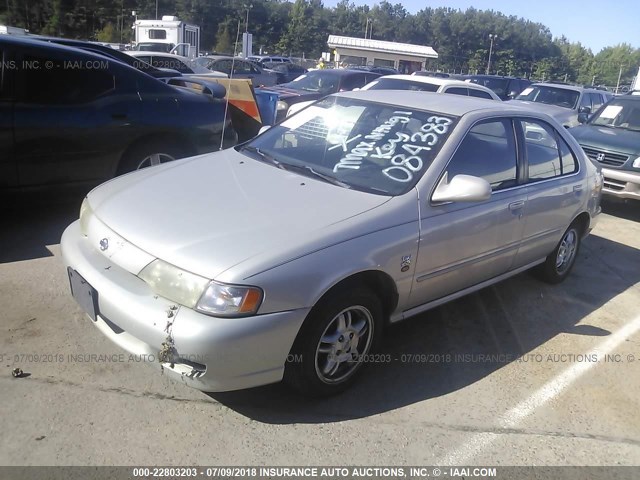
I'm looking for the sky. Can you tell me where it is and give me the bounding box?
[322,0,639,54]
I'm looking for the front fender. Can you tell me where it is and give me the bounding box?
[245,220,420,317]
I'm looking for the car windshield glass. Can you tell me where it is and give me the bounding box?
[589,100,640,131]
[282,71,341,94]
[239,96,458,196]
[515,85,579,109]
[364,78,439,92]
[468,77,508,96]
[137,43,173,53]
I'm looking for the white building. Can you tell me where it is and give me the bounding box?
[327,35,438,73]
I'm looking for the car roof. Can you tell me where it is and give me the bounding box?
[202,55,250,61]
[335,90,534,116]
[531,82,601,93]
[371,75,500,97]
[0,33,107,54]
[466,74,525,80]
[376,74,475,87]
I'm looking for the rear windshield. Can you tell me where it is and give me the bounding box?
[516,85,580,110]
[364,78,439,92]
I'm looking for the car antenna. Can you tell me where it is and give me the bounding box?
[219,19,242,151]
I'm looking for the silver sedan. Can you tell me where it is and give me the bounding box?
[61,91,602,396]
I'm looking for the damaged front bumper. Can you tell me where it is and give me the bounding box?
[61,220,309,392]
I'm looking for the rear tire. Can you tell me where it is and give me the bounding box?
[284,288,383,397]
[534,223,582,284]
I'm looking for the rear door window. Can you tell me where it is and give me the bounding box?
[521,119,578,181]
[445,87,469,97]
[340,73,369,91]
[468,88,494,100]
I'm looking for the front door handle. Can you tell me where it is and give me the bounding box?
[573,185,583,192]
[509,200,525,211]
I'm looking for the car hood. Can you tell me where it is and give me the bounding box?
[570,124,640,156]
[87,150,391,280]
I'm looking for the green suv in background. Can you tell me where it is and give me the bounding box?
[570,95,640,201]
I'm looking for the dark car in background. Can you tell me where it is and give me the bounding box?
[195,56,278,87]
[348,65,399,75]
[570,95,640,201]
[257,68,381,123]
[511,83,612,127]
[262,61,307,84]
[34,37,180,79]
[0,36,236,190]
[463,75,531,100]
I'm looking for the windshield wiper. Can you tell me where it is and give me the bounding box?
[242,147,351,188]
[241,146,285,169]
[289,165,351,188]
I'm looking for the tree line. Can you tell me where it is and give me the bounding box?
[2,0,639,87]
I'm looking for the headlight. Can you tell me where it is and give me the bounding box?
[633,157,640,169]
[196,281,263,317]
[139,260,209,308]
[276,100,288,111]
[79,198,92,237]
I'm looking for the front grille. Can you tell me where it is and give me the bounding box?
[582,146,629,167]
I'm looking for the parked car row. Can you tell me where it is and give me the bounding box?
[265,69,638,203]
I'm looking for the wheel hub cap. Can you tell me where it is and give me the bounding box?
[315,306,373,384]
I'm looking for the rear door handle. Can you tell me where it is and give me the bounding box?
[573,185,583,192]
[509,200,525,211]
[111,113,128,120]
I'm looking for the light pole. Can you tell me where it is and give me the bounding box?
[486,33,497,75]
[365,18,373,39]
[155,0,158,20]
[244,4,253,33]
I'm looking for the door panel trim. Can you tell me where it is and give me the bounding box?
[416,239,521,283]
[392,258,545,323]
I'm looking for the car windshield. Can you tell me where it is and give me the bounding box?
[589,100,640,131]
[363,78,439,92]
[136,43,173,53]
[515,85,579,109]
[239,96,458,196]
[282,71,342,94]
[468,77,508,96]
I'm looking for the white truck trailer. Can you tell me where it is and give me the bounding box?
[133,16,200,58]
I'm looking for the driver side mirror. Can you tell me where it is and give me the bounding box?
[508,90,519,99]
[578,106,591,114]
[577,113,589,124]
[432,174,492,203]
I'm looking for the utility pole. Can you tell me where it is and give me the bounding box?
[616,65,624,94]
[486,34,497,75]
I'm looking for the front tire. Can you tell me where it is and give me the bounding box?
[284,288,383,397]
[535,224,582,284]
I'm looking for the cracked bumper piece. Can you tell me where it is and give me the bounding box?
[61,220,309,392]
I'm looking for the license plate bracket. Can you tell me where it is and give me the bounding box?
[68,267,99,321]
